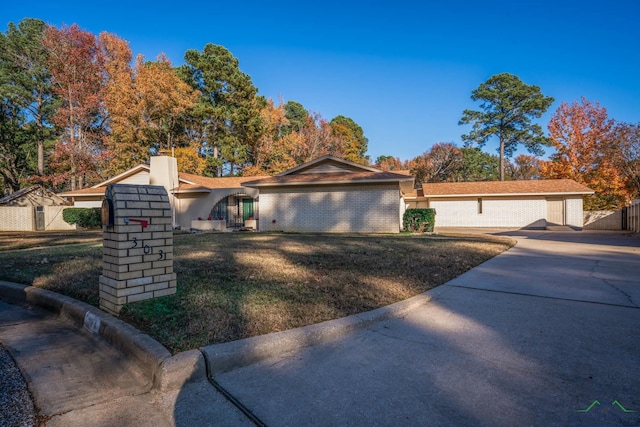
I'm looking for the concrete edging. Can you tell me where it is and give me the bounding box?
[202,286,449,376]
[0,280,451,385]
[0,280,205,391]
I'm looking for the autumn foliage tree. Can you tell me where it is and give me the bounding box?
[1,19,374,187]
[135,54,198,153]
[100,32,141,174]
[43,24,106,190]
[375,155,410,171]
[506,154,541,180]
[540,97,631,209]
[292,112,344,163]
[410,142,463,185]
[244,98,297,176]
[101,32,198,176]
[609,122,640,201]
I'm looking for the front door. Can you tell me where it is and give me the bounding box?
[547,198,565,225]
[243,199,254,221]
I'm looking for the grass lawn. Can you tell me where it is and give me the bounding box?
[0,231,513,353]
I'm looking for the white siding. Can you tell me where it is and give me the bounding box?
[564,196,585,228]
[259,184,401,233]
[119,170,150,185]
[430,197,547,228]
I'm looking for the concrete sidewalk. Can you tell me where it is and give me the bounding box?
[1,230,639,426]
[0,297,251,426]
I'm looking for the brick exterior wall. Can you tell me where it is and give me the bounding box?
[429,196,585,228]
[99,184,176,315]
[258,184,401,233]
[564,197,585,228]
[583,210,623,230]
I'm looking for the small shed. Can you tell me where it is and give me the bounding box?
[0,185,73,231]
[0,185,68,207]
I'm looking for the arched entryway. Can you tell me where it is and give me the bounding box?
[210,192,258,229]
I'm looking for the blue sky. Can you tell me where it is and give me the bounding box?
[3,0,639,162]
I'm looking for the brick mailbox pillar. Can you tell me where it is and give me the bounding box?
[99,184,176,315]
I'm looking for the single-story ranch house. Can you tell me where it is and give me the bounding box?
[405,180,594,229]
[59,154,594,232]
[59,155,415,233]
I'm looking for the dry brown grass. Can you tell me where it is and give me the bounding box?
[0,232,514,353]
[0,230,102,251]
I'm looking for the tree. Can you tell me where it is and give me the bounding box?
[453,147,500,182]
[43,24,106,190]
[459,73,554,181]
[178,43,261,176]
[330,115,369,164]
[292,112,344,163]
[245,98,297,176]
[506,154,541,180]
[100,32,142,175]
[0,18,57,179]
[375,155,410,171]
[282,100,307,135]
[101,33,198,176]
[0,98,33,193]
[610,122,640,200]
[135,54,197,154]
[540,97,630,209]
[410,142,463,184]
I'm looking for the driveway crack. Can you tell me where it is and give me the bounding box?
[602,279,638,308]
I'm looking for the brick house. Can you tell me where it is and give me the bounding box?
[243,156,415,233]
[405,180,594,229]
[60,155,414,233]
[59,156,268,231]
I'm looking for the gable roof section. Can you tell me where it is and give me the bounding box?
[0,185,69,206]
[59,167,270,197]
[277,155,381,176]
[420,179,594,198]
[174,172,270,194]
[244,155,414,190]
[243,170,414,187]
[92,164,150,188]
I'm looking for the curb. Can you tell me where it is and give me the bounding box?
[0,280,205,392]
[0,280,451,384]
[202,285,449,376]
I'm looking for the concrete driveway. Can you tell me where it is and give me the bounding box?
[211,231,640,426]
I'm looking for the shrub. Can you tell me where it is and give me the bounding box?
[63,207,102,229]
[403,208,436,233]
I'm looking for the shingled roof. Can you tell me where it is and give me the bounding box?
[59,171,270,197]
[242,170,414,187]
[243,155,414,190]
[420,179,594,197]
